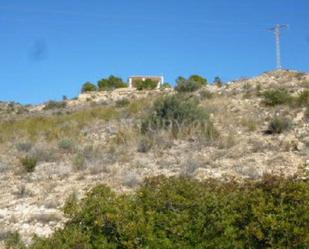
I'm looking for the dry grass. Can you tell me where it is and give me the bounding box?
[0,106,120,142]
[127,97,155,116]
[241,117,258,132]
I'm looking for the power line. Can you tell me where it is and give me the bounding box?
[268,24,288,70]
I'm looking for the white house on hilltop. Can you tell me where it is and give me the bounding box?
[128,75,164,89]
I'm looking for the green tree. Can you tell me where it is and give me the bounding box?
[214,76,223,87]
[98,75,127,91]
[81,82,97,93]
[189,75,208,85]
[175,75,207,92]
[135,79,157,90]
[161,82,172,89]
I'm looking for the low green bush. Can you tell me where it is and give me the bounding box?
[81,82,97,93]
[137,136,153,153]
[214,76,223,87]
[266,116,291,134]
[4,231,26,249]
[135,79,157,90]
[175,75,207,92]
[25,176,309,249]
[296,89,309,106]
[58,138,76,152]
[21,155,37,173]
[115,98,130,107]
[16,142,33,152]
[262,89,292,106]
[305,105,309,120]
[98,75,127,91]
[161,82,172,89]
[141,94,209,136]
[72,153,86,171]
[43,100,67,110]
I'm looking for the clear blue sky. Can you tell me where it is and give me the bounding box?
[1,0,309,104]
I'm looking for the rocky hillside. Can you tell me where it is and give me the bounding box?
[0,70,308,246]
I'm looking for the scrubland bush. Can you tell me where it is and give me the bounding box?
[199,89,213,100]
[305,105,309,120]
[135,79,157,90]
[43,100,67,110]
[255,83,262,95]
[262,89,292,106]
[175,75,207,92]
[4,231,25,249]
[21,155,37,173]
[30,147,57,162]
[58,138,76,152]
[266,116,291,134]
[296,89,309,106]
[137,136,153,153]
[214,76,223,87]
[141,94,209,136]
[98,75,127,91]
[24,176,309,249]
[13,184,31,198]
[16,142,33,152]
[115,98,130,107]
[81,144,101,160]
[262,89,309,108]
[161,82,172,89]
[62,193,80,219]
[81,82,97,93]
[72,153,86,171]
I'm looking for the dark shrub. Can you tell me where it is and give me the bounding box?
[189,75,208,85]
[21,155,37,173]
[137,136,153,153]
[161,82,172,89]
[296,89,309,106]
[98,75,127,91]
[27,176,309,249]
[16,142,33,152]
[305,105,309,120]
[58,138,76,153]
[175,75,207,92]
[43,100,67,110]
[81,82,97,93]
[115,98,130,107]
[135,79,157,90]
[141,94,209,135]
[214,76,223,87]
[266,116,291,134]
[262,89,292,106]
[4,232,26,249]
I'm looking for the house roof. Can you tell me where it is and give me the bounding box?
[129,75,163,79]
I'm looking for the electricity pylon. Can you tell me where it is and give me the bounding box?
[268,24,288,70]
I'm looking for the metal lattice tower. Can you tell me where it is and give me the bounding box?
[268,24,288,69]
